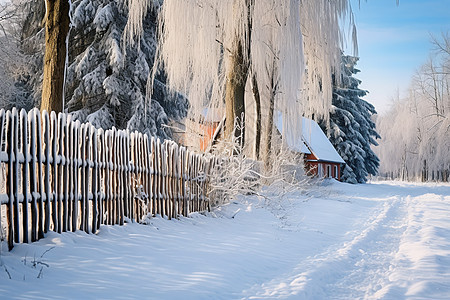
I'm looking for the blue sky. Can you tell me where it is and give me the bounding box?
[345,0,450,114]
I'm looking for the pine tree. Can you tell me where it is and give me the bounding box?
[66,0,187,138]
[320,55,380,183]
[14,0,188,140]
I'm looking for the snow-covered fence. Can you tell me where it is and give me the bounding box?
[0,108,216,250]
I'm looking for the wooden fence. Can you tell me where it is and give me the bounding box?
[0,108,220,250]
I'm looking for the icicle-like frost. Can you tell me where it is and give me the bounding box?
[124,0,352,155]
[300,0,350,119]
[122,0,157,46]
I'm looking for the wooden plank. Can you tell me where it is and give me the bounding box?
[165,142,171,219]
[6,110,14,249]
[125,132,131,221]
[20,109,29,243]
[12,108,20,243]
[135,133,141,222]
[61,114,69,233]
[127,132,133,221]
[28,110,38,242]
[98,129,105,229]
[186,150,192,215]
[50,112,58,233]
[138,133,145,221]
[130,132,136,221]
[84,125,91,233]
[143,134,150,218]
[91,126,98,233]
[156,138,161,216]
[161,141,167,217]
[173,144,180,218]
[195,154,200,212]
[151,137,156,216]
[42,111,51,234]
[119,132,124,225]
[113,129,119,225]
[72,121,80,232]
[55,113,64,234]
[105,130,113,225]
[0,109,5,243]
[67,118,73,232]
[80,124,86,232]
[124,131,131,221]
[180,147,187,217]
[36,109,45,239]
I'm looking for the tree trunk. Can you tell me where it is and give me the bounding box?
[264,85,275,172]
[251,74,261,160]
[225,40,248,149]
[41,0,70,113]
[263,59,278,172]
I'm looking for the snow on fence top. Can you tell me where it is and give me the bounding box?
[0,108,221,250]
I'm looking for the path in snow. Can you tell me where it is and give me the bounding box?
[0,181,449,299]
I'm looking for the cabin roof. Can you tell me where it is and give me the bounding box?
[275,111,345,164]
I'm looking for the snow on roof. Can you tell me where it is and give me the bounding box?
[275,111,310,154]
[276,111,345,164]
[302,117,345,164]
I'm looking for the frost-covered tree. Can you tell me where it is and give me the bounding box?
[0,0,36,110]
[319,55,380,183]
[125,0,355,161]
[376,34,449,182]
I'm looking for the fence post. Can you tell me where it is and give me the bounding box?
[12,108,20,243]
[50,112,58,233]
[19,109,29,243]
[80,124,86,232]
[143,135,150,216]
[67,118,73,232]
[56,112,65,234]
[150,137,156,216]
[91,126,98,233]
[180,147,187,217]
[98,128,105,229]
[84,124,91,233]
[118,132,124,225]
[72,121,80,232]
[28,110,39,242]
[6,110,14,249]
[125,131,132,221]
[43,111,51,234]
[103,130,111,226]
[35,110,44,239]
[0,109,4,242]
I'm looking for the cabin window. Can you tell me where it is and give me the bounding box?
[318,163,323,177]
[334,165,338,179]
[326,165,331,178]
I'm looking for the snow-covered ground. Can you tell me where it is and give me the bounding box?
[1,180,449,299]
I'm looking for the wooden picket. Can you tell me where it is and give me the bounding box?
[0,108,217,250]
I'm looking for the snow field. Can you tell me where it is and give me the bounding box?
[0,180,449,299]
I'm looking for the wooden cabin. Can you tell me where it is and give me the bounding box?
[276,113,345,181]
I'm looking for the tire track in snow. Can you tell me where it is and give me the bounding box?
[242,195,408,299]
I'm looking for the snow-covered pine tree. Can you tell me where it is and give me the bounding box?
[13,0,188,139]
[319,55,380,183]
[66,0,187,138]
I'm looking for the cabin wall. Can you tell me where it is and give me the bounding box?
[305,161,341,181]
